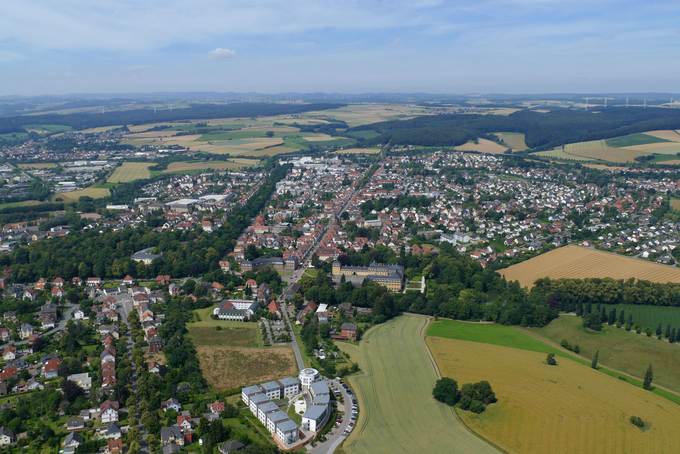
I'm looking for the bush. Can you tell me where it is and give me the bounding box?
[630,415,645,428]
[583,312,602,331]
[468,399,486,414]
[432,377,459,406]
[546,353,557,366]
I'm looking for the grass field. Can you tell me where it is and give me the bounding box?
[0,199,45,209]
[337,315,498,454]
[582,163,629,171]
[454,138,508,154]
[672,198,680,211]
[163,159,258,173]
[51,186,110,203]
[610,304,680,333]
[530,314,680,393]
[605,133,669,148]
[334,147,381,155]
[188,307,295,390]
[493,132,528,151]
[427,335,680,454]
[17,162,58,169]
[107,162,155,183]
[499,245,680,287]
[534,148,596,161]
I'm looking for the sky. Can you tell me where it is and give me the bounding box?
[1,0,680,95]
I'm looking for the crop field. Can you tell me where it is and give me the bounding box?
[499,245,680,287]
[107,162,155,183]
[17,162,58,169]
[337,315,498,454]
[582,163,629,171]
[295,103,436,127]
[493,132,528,151]
[454,138,508,154]
[534,148,596,161]
[645,129,680,141]
[334,147,381,155]
[427,335,680,454]
[605,132,669,148]
[622,142,680,155]
[564,139,651,162]
[163,159,258,173]
[51,186,110,203]
[529,314,680,394]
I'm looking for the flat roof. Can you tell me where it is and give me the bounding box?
[303,404,327,421]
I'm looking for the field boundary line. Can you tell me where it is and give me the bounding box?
[420,316,506,454]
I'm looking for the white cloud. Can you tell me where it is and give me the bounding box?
[209,47,236,60]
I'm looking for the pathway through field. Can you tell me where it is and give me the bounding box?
[338,314,498,454]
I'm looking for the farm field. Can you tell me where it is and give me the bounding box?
[51,186,110,203]
[295,103,435,127]
[427,334,680,454]
[493,132,528,151]
[529,314,680,393]
[337,314,498,454]
[564,139,651,162]
[605,132,669,148]
[163,159,258,173]
[107,161,155,183]
[188,307,295,390]
[582,163,629,171]
[454,138,508,154]
[17,162,58,169]
[499,245,680,287]
[0,199,45,209]
[534,148,595,161]
[645,129,680,141]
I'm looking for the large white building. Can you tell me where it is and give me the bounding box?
[213,299,259,321]
[299,368,320,390]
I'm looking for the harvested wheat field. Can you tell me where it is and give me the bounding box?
[196,346,296,391]
[499,245,680,287]
[563,140,651,163]
[583,163,629,171]
[644,130,680,141]
[454,138,508,154]
[493,132,528,151]
[107,162,155,183]
[623,142,680,154]
[535,149,596,161]
[427,336,680,454]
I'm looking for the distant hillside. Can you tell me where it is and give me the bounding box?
[350,107,680,150]
[0,102,343,134]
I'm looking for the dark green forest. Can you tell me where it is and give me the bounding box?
[350,107,680,150]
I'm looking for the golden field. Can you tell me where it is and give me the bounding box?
[107,162,155,183]
[334,147,381,155]
[493,132,528,151]
[499,245,680,287]
[51,186,110,203]
[427,336,680,454]
[454,138,508,154]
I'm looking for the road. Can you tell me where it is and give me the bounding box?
[309,379,355,454]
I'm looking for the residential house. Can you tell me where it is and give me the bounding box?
[0,426,15,446]
[42,357,61,379]
[100,400,120,423]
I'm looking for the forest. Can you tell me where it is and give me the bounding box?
[349,107,680,150]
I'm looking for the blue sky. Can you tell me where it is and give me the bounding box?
[1,0,679,95]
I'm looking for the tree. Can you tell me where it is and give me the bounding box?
[643,364,653,390]
[591,350,599,369]
[432,377,460,406]
[630,415,645,428]
[546,353,557,366]
[617,309,625,326]
[656,323,662,338]
[62,379,83,403]
[583,312,602,331]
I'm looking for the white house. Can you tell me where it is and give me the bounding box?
[260,381,281,400]
[100,401,119,423]
[275,419,299,445]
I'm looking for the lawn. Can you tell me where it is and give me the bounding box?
[427,336,680,454]
[107,162,155,183]
[162,159,258,173]
[337,315,498,454]
[529,314,680,394]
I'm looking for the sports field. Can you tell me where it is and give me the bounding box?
[493,132,528,151]
[427,334,680,454]
[188,307,296,390]
[454,138,508,154]
[529,314,680,393]
[107,162,155,183]
[337,315,497,454]
[499,245,680,287]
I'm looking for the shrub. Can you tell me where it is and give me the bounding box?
[630,415,645,428]
[432,377,459,406]
[546,353,557,366]
[583,312,602,331]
